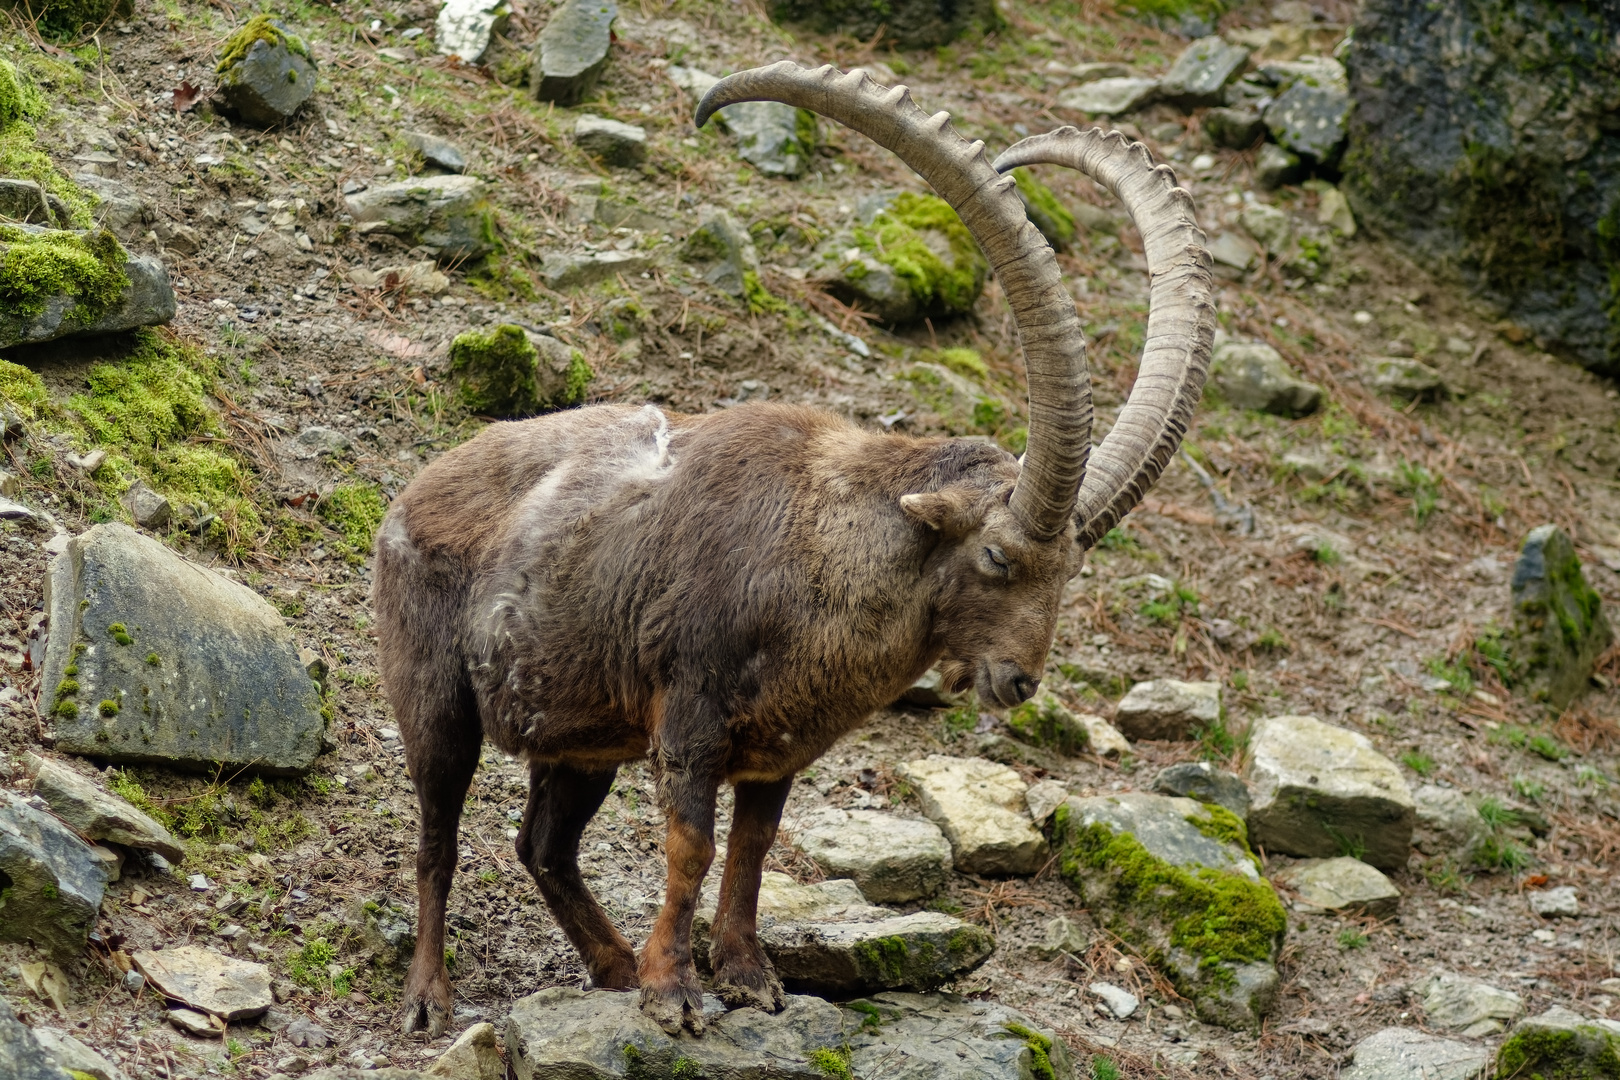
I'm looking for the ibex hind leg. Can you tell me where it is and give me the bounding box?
[517,761,639,990]
[710,776,792,1013]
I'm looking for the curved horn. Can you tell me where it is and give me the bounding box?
[697,62,1090,541]
[993,128,1216,550]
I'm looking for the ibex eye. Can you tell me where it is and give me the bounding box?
[986,546,1008,570]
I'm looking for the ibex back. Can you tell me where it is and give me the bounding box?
[377,62,1215,1037]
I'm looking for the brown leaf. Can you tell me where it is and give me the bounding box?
[365,327,429,360]
[173,81,202,113]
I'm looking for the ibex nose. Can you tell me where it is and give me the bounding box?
[1011,673,1040,703]
[987,661,1039,707]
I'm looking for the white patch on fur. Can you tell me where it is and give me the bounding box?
[377,514,416,561]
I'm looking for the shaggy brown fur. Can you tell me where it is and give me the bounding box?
[375,401,1081,1036]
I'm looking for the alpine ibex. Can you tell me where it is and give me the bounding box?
[376,61,1214,1036]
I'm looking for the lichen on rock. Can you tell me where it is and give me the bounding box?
[1011,168,1076,252]
[449,324,592,418]
[1509,523,1612,711]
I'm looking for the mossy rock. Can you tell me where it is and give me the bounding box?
[1494,1006,1620,1079]
[1011,168,1076,252]
[215,15,317,126]
[0,225,175,347]
[1052,792,1285,1030]
[1006,691,1090,756]
[1509,524,1612,711]
[449,324,592,418]
[817,192,988,324]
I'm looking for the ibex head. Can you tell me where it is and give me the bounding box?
[699,65,1216,709]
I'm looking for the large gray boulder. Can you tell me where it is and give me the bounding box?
[1418,972,1524,1037]
[790,808,952,903]
[214,16,317,126]
[530,0,616,104]
[765,0,999,48]
[0,788,108,960]
[1051,792,1285,1030]
[1345,0,1620,373]
[1341,1027,1488,1080]
[1244,714,1414,870]
[345,175,495,261]
[43,524,327,775]
[897,755,1046,875]
[1509,524,1611,711]
[1158,36,1249,107]
[692,873,993,996]
[843,992,1075,1080]
[1212,341,1322,417]
[0,226,175,349]
[25,752,184,863]
[0,999,71,1080]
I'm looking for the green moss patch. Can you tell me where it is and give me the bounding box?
[0,59,93,227]
[0,225,126,331]
[217,14,311,73]
[0,358,48,417]
[1494,1023,1620,1079]
[9,0,132,42]
[855,192,988,319]
[1002,1023,1057,1080]
[318,482,387,561]
[1012,168,1076,251]
[1007,693,1089,755]
[450,324,541,417]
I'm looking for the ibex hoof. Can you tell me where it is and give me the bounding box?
[640,978,706,1036]
[400,994,450,1038]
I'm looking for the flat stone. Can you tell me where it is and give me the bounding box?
[1035,914,1089,958]
[530,0,616,104]
[344,175,494,261]
[426,1021,502,1080]
[291,425,350,458]
[1418,972,1524,1032]
[0,788,107,960]
[1244,714,1415,870]
[790,808,952,903]
[1052,793,1282,1030]
[25,753,184,863]
[0,998,71,1080]
[845,992,1074,1080]
[134,945,273,1020]
[539,249,648,290]
[1341,1027,1488,1080]
[1510,524,1611,711]
[1056,76,1160,115]
[1528,885,1579,918]
[1499,1008,1620,1078]
[403,131,467,173]
[898,755,1047,875]
[1152,761,1251,818]
[573,114,646,167]
[1207,231,1257,271]
[216,21,317,126]
[167,1007,225,1037]
[722,101,812,178]
[897,666,964,709]
[1204,106,1266,149]
[1212,341,1323,416]
[1089,982,1139,1019]
[0,227,176,348]
[435,0,508,62]
[1074,712,1131,758]
[32,1026,126,1080]
[1365,356,1448,401]
[1158,36,1250,107]
[1113,679,1221,741]
[1412,784,1487,857]
[43,523,327,775]
[681,206,758,298]
[1272,856,1400,917]
[1024,779,1069,825]
[119,480,171,529]
[75,173,149,237]
[693,874,993,996]
[0,495,37,520]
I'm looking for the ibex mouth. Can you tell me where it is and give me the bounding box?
[938,659,976,695]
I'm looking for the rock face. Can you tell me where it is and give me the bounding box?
[1244,714,1415,870]
[766,0,1000,48]
[790,808,952,903]
[0,227,176,349]
[43,524,327,775]
[1412,784,1486,858]
[1418,973,1524,1036]
[723,102,813,179]
[0,788,108,959]
[898,755,1047,875]
[1052,793,1285,1030]
[133,945,273,1020]
[1510,524,1611,710]
[1212,341,1322,417]
[1113,679,1221,741]
[1152,761,1251,819]
[344,175,494,261]
[531,0,616,104]
[1496,1007,1620,1080]
[25,753,185,862]
[1158,36,1249,107]
[1056,76,1160,115]
[214,16,317,126]
[448,324,591,417]
[435,0,508,62]
[0,998,71,1080]
[693,873,993,996]
[573,114,646,167]
[1272,856,1401,917]
[1344,1,1620,373]
[1341,1027,1488,1080]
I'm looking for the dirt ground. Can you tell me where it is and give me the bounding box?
[1,0,1618,1077]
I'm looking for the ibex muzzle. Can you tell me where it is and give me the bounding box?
[375,62,1215,1038]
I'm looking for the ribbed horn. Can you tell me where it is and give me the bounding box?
[697,62,1090,541]
[993,127,1216,550]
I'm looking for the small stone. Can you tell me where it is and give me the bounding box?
[1263,60,1349,163]
[75,174,150,238]
[791,808,952,903]
[1412,785,1486,857]
[435,0,509,63]
[572,114,646,167]
[1239,202,1292,258]
[163,223,202,254]
[539,250,649,290]
[1212,341,1322,417]
[135,945,273,1021]
[1255,142,1302,189]
[1272,856,1401,917]
[1244,714,1415,870]
[1364,356,1448,401]
[1024,780,1069,825]
[721,101,814,178]
[215,16,318,127]
[1418,972,1524,1032]
[189,873,212,890]
[530,0,616,105]
[31,1026,128,1080]
[1036,914,1089,958]
[1158,36,1250,107]
[1152,761,1251,818]
[291,425,350,458]
[1528,885,1579,918]
[1204,107,1266,149]
[1113,679,1221,741]
[1056,76,1160,115]
[1074,712,1131,758]
[1497,1007,1620,1079]
[1089,982,1140,1019]
[681,207,758,298]
[0,789,107,960]
[344,175,495,261]
[1314,184,1356,236]
[122,970,145,992]
[65,449,106,473]
[897,667,964,709]
[427,1020,502,1080]
[0,494,36,521]
[1341,1027,1488,1080]
[25,753,185,862]
[449,324,592,418]
[403,131,468,173]
[0,227,177,348]
[1207,231,1257,272]
[1509,524,1611,711]
[897,755,1047,875]
[168,1007,225,1038]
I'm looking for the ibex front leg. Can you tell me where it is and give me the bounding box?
[710,776,791,1012]
[639,696,724,1035]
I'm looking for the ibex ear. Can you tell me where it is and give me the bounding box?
[900,487,978,536]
